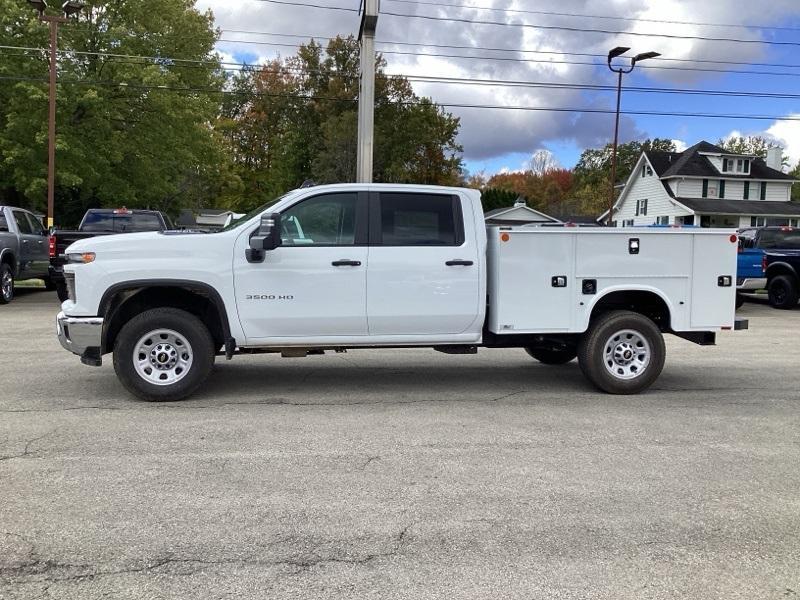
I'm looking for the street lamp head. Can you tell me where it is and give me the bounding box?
[27,0,47,13]
[607,46,630,62]
[61,0,83,16]
[633,51,661,64]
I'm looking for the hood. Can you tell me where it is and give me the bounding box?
[64,230,212,257]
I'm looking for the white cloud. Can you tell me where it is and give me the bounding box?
[766,116,800,168]
[671,139,688,152]
[196,0,800,162]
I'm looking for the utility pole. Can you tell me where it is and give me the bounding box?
[27,0,84,229]
[356,0,378,183]
[606,46,660,226]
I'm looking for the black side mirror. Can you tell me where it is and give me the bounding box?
[246,213,281,263]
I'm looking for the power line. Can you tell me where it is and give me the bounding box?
[249,0,800,47]
[3,75,799,123]
[218,31,800,70]
[6,46,800,100]
[214,38,800,78]
[382,0,800,33]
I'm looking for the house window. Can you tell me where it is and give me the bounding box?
[719,180,726,199]
[703,180,718,198]
[760,182,767,200]
[634,199,648,216]
[623,219,634,227]
[682,215,695,226]
[744,181,750,200]
[656,216,669,225]
[750,216,766,227]
[722,158,728,172]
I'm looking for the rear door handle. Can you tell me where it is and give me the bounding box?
[446,260,473,266]
[331,259,362,267]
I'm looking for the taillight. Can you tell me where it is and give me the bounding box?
[48,234,56,258]
[762,254,768,273]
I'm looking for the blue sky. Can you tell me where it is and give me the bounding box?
[199,0,800,174]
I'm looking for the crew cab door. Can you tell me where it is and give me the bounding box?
[233,191,369,341]
[366,191,481,335]
[12,210,47,278]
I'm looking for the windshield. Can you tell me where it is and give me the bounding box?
[221,192,293,232]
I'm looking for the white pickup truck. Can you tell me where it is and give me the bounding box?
[56,184,745,401]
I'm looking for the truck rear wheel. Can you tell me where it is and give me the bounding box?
[524,346,577,364]
[577,311,665,395]
[113,308,215,402]
[767,275,798,310]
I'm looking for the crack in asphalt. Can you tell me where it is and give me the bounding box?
[0,431,57,462]
[0,524,417,584]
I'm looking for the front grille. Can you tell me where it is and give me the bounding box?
[65,272,76,302]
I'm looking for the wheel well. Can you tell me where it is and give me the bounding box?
[1,251,16,272]
[590,290,671,331]
[766,264,798,283]
[103,286,227,353]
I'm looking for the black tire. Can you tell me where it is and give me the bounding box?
[735,293,745,309]
[113,307,215,402]
[43,277,57,291]
[55,282,69,303]
[0,263,14,304]
[577,311,666,395]
[524,346,577,364]
[767,275,798,310]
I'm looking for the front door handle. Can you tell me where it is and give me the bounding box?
[446,259,474,266]
[331,259,362,267]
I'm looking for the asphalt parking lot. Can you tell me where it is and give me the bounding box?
[1,290,798,600]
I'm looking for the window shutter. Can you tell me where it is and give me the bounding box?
[719,180,725,199]
[643,199,648,215]
[744,181,750,200]
[722,158,728,171]
[635,200,639,216]
[702,179,708,198]
[761,182,767,200]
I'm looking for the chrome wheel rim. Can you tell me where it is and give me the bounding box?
[1,269,12,301]
[603,329,650,380]
[133,329,193,386]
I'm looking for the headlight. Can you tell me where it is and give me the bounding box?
[66,252,96,264]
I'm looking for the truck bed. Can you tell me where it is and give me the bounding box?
[487,226,739,335]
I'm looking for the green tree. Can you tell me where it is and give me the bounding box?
[717,135,775,160]
[0,0,236,225]
[790,161,800,202]
[222,36,464,211]
[480,188,521,212]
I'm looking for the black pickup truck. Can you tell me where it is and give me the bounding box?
[763,227,800,309]
[50,208,172,301]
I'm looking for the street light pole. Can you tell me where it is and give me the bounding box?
[28,0,83,229]
[606,47,660,226]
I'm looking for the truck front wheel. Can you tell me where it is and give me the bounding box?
[113,308,215,402]
[0,263,13,304]
[577,311,665,394]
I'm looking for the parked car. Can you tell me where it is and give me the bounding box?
[50,208,173,301]
[56,183,745,402]
[0,206,53,304]
[763,228,800,309]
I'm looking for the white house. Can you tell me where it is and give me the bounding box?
[602,141,799,228]
[484,200,561,225]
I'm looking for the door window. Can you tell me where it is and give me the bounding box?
[25,213,44,235]
[12,211,33,234]
[376,193,462,246]
[279,193,358,246]
[0,212,8,232]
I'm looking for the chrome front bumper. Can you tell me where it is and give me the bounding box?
[736,277,767,291]
[56,311,104,364]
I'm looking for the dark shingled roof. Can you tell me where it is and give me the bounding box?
[644,140,796,181]
[675,198,800,216]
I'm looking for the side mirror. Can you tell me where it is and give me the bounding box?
[246,213,280,263]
